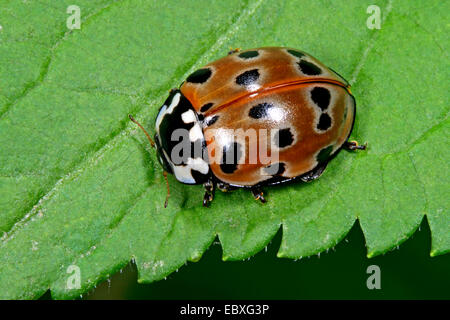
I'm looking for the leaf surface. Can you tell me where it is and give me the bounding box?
[0,0,448,299]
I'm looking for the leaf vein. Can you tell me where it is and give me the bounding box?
[350,0,393,85]
[0,0,123,120]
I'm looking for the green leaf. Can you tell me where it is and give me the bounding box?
[0,0,448,299]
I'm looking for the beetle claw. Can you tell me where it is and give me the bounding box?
[345,140,367,151]
[251,188,267,204]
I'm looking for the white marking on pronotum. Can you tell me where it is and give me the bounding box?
[181,110,196,124]
[181,110,204,141]
[155,105,167,128]
[155,92,181,130]
[187,157,209,174]
[189,123,203,141]
[172,164,195,184]
[350,0,393,85]
[166,93,181,114]
[172,157,208,184]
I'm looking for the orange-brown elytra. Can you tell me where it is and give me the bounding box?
[131,47,365,207]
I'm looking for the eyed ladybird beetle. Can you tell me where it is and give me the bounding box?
[130,47,366,207]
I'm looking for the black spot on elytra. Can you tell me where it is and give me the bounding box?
[287,49,305,58]
[204,115,219,127]
[248,102,273,119]
[220,142,242,174]
[236,69,260,86]
[238,50,259,59]
[264,162,286,176]
[186,68,212,83]
[311,87,331,111]
[317,145,333,163]
[200,102,214,113]
[298,60,322,75]
[317,113,332,131]
[274,128,294,148]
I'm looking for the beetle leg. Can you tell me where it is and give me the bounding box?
[345,140,367,151]
[203,179,215,207]
[217,181,235,192]
[227,47,240,55]
[251,188,267,204]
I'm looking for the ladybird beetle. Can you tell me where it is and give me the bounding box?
[130,47,365,207]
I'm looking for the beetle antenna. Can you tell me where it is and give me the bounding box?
[129,114,155,148]
[163,171,170,208]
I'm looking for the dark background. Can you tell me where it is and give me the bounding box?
[42,218,449,299]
